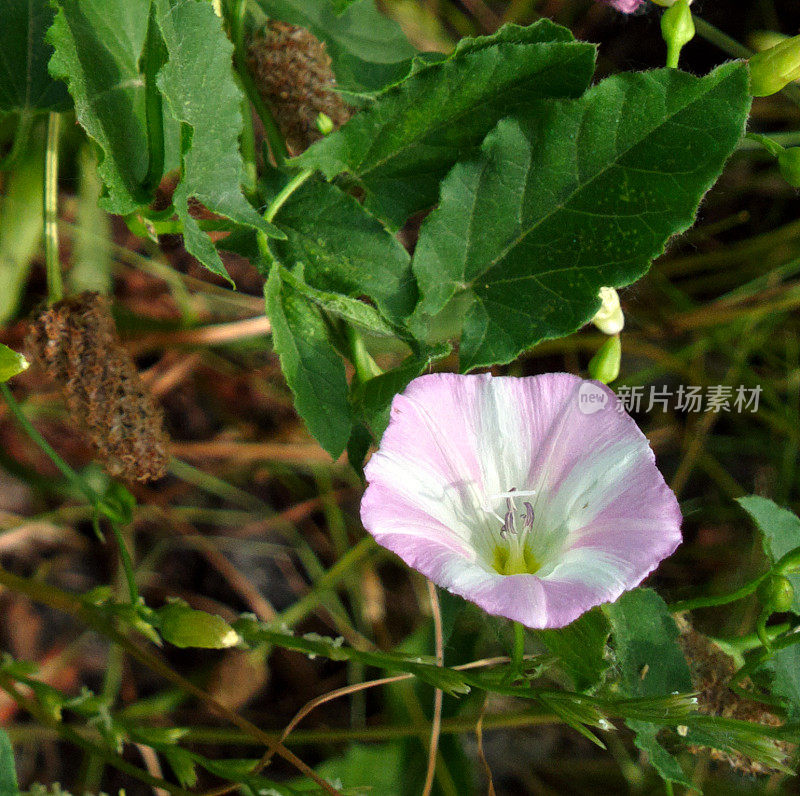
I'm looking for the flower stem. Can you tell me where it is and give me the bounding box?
[265,169,315,223]
[257,169,314,258]
[107,519,139,605]
[345,324,383,384]
[44,112,62,305]
[511,621,525,675]
[668,570,768,613]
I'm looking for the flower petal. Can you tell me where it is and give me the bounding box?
[361,372,682,629]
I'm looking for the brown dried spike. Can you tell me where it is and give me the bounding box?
[26,293,170,482]
[676,616,791,775]
[246,21,352,154]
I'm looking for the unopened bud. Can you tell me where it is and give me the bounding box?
[750,31,789,53]
[592,287,624,335]
[316,112,334,136]
[661,0,695,68]
[757,574,795,614]
[749,35,800,97]
[778,147,800,187]
[589,335,622,385]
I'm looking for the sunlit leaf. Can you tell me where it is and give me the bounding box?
[294,21,597,227]
[411,63,750,370]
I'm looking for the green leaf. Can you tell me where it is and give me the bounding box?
[768,640,800,719]
[0,344,28,383]
[294,21,597,227]
[537,607,610,692]
[153,0,283,284]
[280,267,396,337]
[0,0,70,112]
[255,0,417,95]
[0,729,19,796]
[155,601,240,649]
[48,0,154,213]
[0,130,43,323]
[738,495,800,613]
[315,743,403,795]
[606,589,693,697]
[162,747,198,788]
[605,589,694,787]
[411,62,751,371]
[265,264,353,459]
[686,715,795,774]
[267,179,415,325]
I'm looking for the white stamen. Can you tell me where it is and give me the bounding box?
[491,489,537,500]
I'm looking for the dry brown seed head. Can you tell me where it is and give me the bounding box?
[246,21,352,154]
[26,292,169,482]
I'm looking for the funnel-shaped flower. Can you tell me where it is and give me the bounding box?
[361,373,681,629]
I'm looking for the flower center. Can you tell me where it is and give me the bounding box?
[484,488,542,576]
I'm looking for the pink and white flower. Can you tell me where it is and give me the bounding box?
[361,373,681,629]
[601,0,646,12]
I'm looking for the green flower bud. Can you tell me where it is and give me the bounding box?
[757,574,795,613]
[592,287,624,335]
[661,0,695,69]
[0,343,28,383]
[749,35,800,97]
[588,334,622,385]
[316,112,334,136]
[750,31,789,53]
[778,147,800,187]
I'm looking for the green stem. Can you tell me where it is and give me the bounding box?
[108,520,139,605]
[257,169,314,258]
[665,42,680,70]
[692,16,750,59]
[2,384,139,606]
[0,564,339,794]
[0,384,95,503]
[345,324,383,383]
[746,132,785,157]
[669,570,768,613]
[511,621,525,675]
[0,670,190,796]
[265,169,314,223]
[81,641,126,790]
[9,706,562,748]
[44,112,62,304]
[141,1,166,194]
[277,537,377,628]
[755,611,772,651]
[711,623,790,657]
[229,0,288,166]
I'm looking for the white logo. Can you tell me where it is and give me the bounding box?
[577,382,608,415]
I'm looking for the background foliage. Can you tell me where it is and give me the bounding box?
[2,0,800,794]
